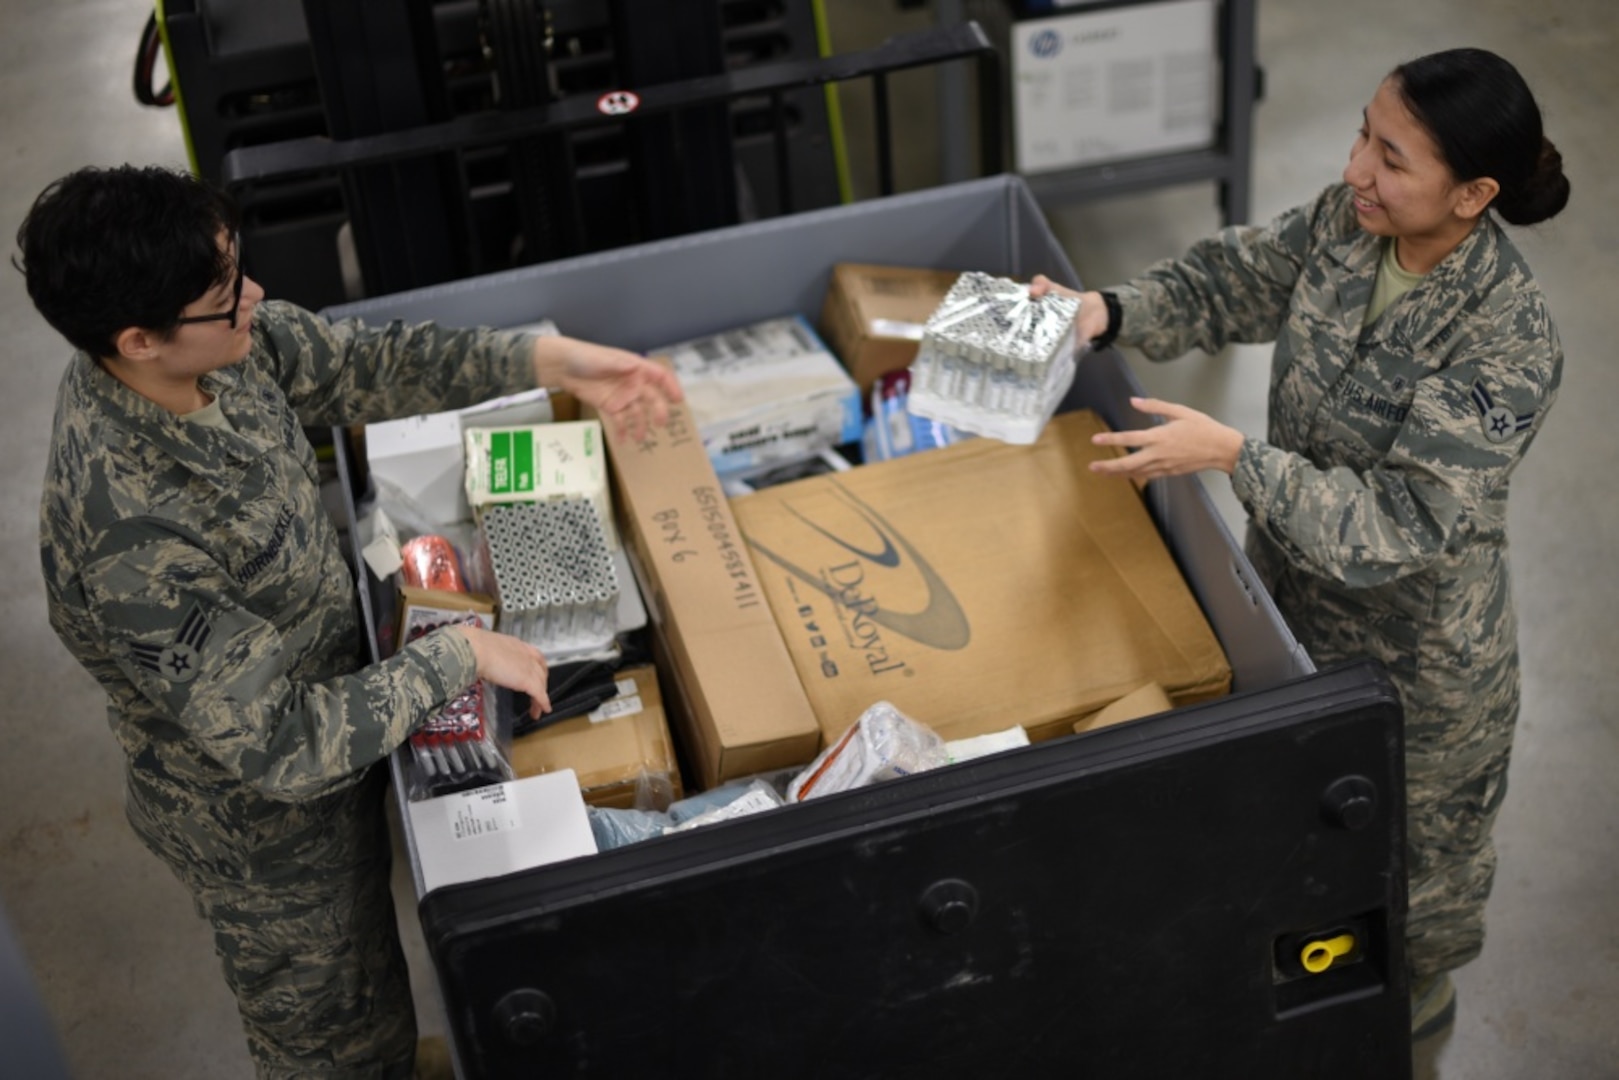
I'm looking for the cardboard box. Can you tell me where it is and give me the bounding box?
[652,316,863,476]
[463,419,618,549]
[818,263,964,394]
[601,388,822,790]
[397,586,496,637]
[730,410,1231,744]
[508,665,684,809]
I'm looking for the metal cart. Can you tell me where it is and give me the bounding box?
[328,174,1411,1079]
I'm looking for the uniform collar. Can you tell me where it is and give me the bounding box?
[68,343,282,484]
[1386,214,1505,351]
[1322,222,1383,333]
[1324,199,1505,353]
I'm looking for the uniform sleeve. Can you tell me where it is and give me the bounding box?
[1112,190,1335,361]
[252,300,540,427]
[77,530,480,800]
[1230,312,1561,587]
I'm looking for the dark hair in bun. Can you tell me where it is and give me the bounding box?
[1393,47,1570,225]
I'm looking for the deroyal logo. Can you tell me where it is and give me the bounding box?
[1029,28,1062,59]
[744,481,970,679]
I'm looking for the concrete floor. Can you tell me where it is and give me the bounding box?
[1,1,1615,1077]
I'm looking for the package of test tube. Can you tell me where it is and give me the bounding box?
[906,271,1081,445]
[404,612,514,801]
[479,497,621,659]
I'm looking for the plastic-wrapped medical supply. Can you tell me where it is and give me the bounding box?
[587,773,794,850]
[480,497,620,654]
[404,612,515,801]
[663,779,784,834]
[860,368,970,463]
[399,534,468,592]
[787,701,950,802]
[907,271,1081,445]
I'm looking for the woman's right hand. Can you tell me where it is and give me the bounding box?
[456,626,552,718]
[1030,276,1110,344]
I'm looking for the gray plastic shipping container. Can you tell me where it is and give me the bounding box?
[328,176,1410,1079]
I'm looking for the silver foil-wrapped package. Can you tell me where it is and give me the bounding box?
[908,271,1081,445]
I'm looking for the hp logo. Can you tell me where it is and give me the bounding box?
[1030,29,1062,59]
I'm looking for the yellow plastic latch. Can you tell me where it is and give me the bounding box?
[1300,933,1357,973]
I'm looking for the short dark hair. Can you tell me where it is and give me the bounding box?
[13,165,241,358]
[1392,48,1570,226]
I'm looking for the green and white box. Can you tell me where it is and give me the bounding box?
[464,420,617,549]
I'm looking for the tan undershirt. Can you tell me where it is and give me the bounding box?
[1364,237,1426,327]
[180,395,235,433]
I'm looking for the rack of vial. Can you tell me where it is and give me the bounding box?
[906,271,1081,445]
[481,497,620,656]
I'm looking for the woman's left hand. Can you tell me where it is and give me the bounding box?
[1089,396,1246,480]
[533,336,685,442]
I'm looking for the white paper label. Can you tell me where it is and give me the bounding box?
[868,318,926,341]
[589,679,644,723]
[447,784,522,841]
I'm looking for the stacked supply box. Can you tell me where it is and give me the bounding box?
[463,420,617,550]
[508,665,682,809]
[818,262,964,393]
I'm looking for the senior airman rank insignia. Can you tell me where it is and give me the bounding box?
[131,604,212,683]
[1471,381,1534,444]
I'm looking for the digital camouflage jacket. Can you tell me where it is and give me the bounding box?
[1113,183,1561,777]
[40,301,536,846]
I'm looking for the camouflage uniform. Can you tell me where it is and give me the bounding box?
[39,300,538,1077]
[1112,183,1561,981]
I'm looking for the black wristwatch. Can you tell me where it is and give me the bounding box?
[1090,291,1122,351]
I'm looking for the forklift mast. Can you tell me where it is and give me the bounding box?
[155,0,846,307]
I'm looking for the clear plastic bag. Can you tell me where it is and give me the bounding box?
[787,701,949,802]
[588,771,795,850]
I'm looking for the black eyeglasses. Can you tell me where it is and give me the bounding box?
[173,233,245,330]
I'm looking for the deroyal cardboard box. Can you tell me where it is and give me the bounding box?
[600,390,821,789]
[818,262,963,394]
[731,409,1231,744]
[508,665,683,809]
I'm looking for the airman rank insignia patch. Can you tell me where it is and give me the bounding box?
[131,604,212,683]
[1471,381,1534,444]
